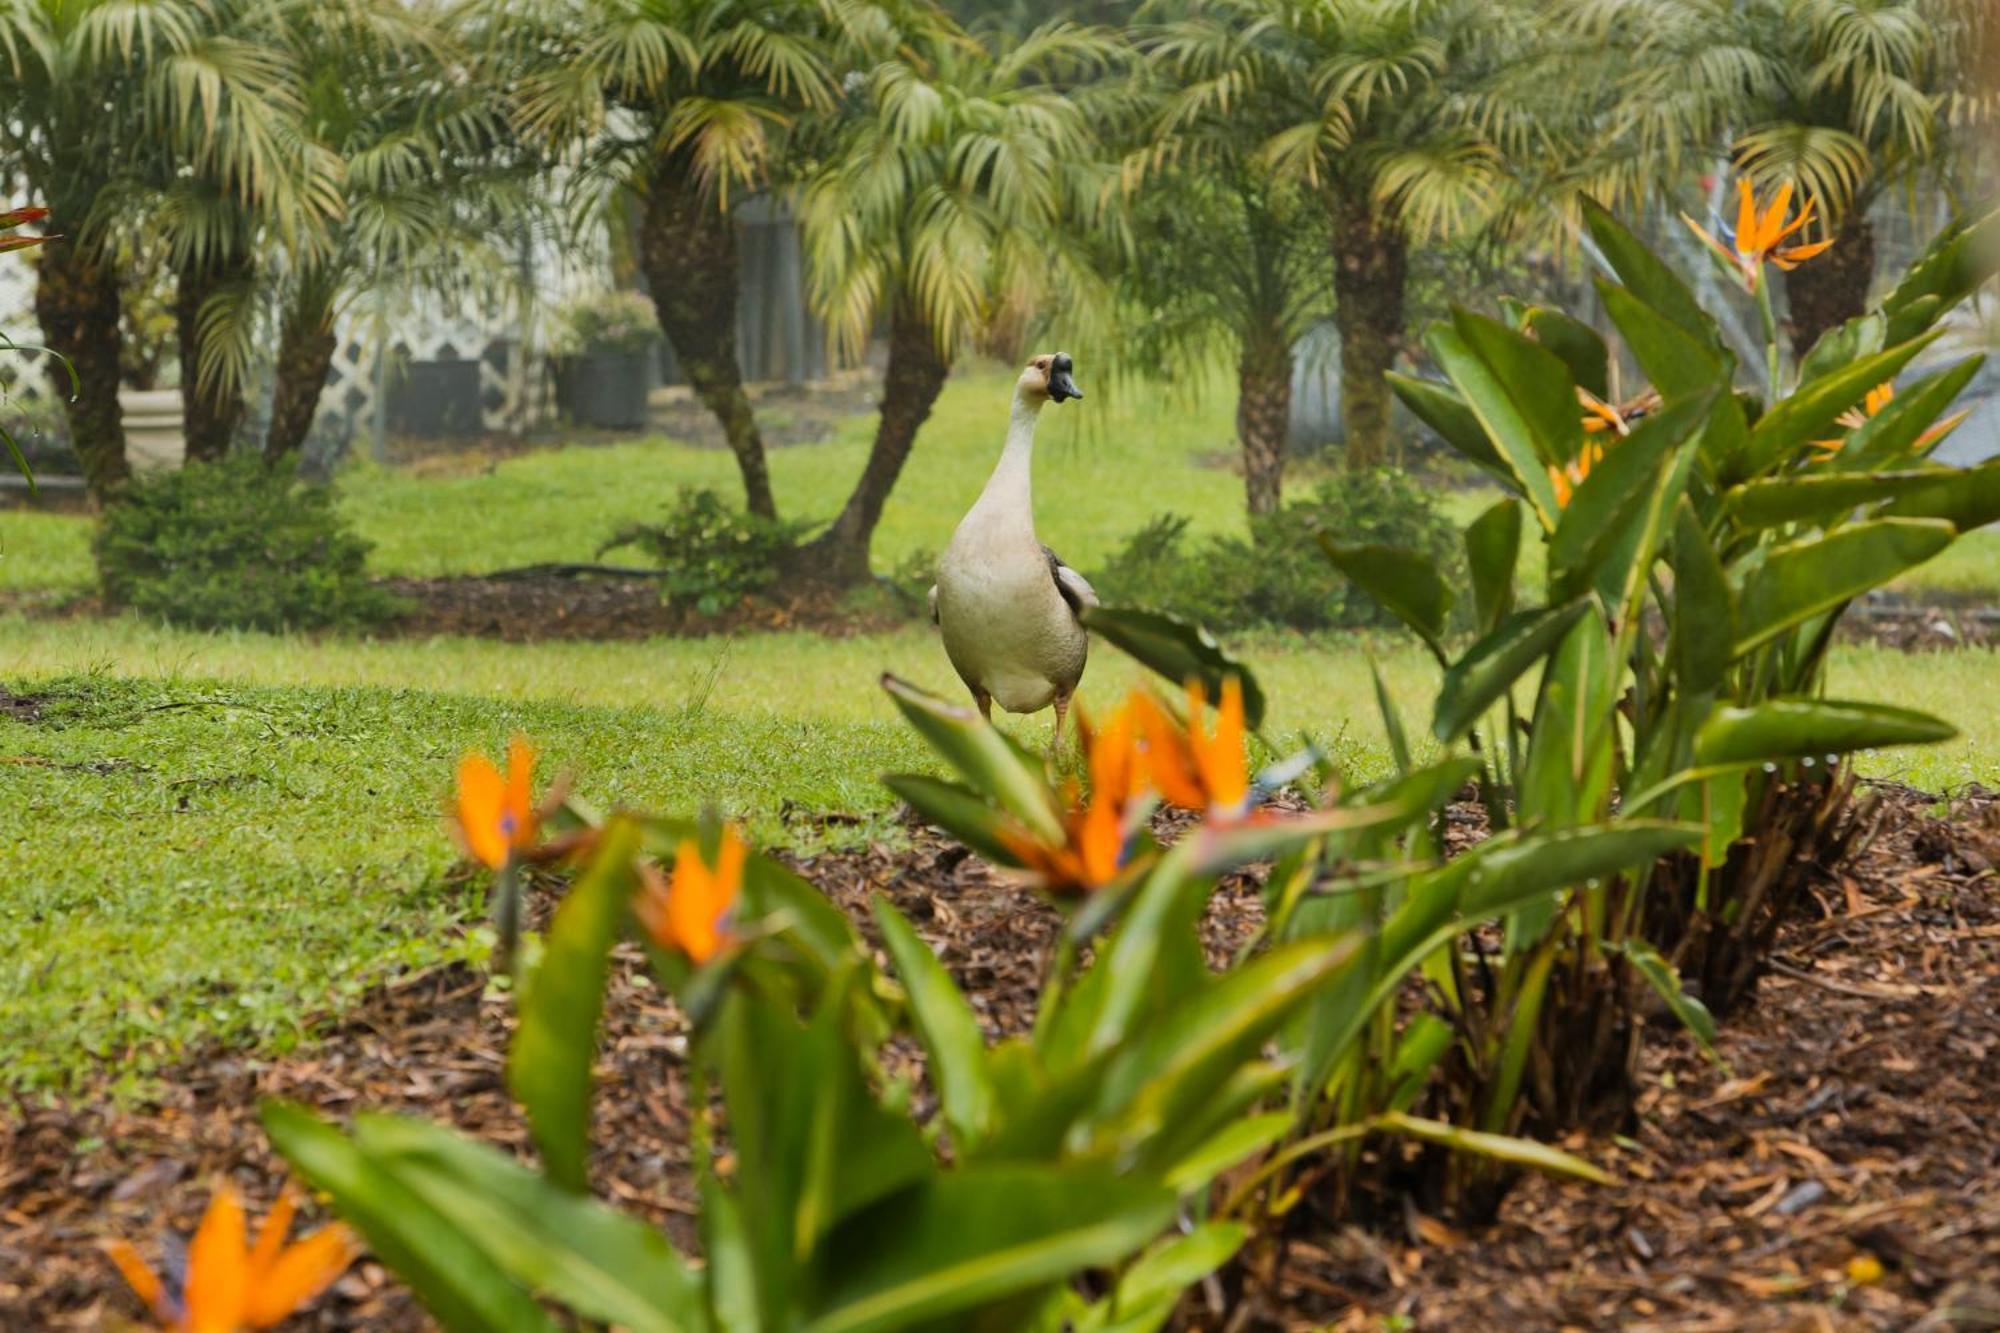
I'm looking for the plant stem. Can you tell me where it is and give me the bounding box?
[1754,269,1781,396]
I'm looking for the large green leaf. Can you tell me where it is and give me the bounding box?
[1743,333,1940,473]
[1733,519,1955,654]
[1880,458,2000,532]
[1432,600,1592,743]
[1581,196,1717,342]
[1548,390,1714,603]
[1464,498,1521,634]
[261,1103,562,1333]
[1455,821,1703,920]
[873,897,998,1150]
[805,1168,1177,1333]
[881,774,1027,867]
[1881,207,2000,343]
[1724,470,1949,529]
[1440,309,1581,523]
[1078,606,1267,730]
[1523,306,1610,398]
[1797,312,1885,385]
[1670,502,1733,698]
[717,987,933,1318]
[1085,934,1363,1155]
[1388,371,1507,475]
[509,816,642,1193]
[1071,1222,1249,1333]
[355,1115,704,1333]
[1597,280,1727,400]
[882,674,1064,841]
[1319,539,1453,653]
[1694,700,1958,765]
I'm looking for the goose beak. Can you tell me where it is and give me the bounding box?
[1048,352,1082,403]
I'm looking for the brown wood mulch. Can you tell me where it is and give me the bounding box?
[4,791,1997,1331]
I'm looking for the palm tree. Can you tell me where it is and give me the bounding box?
[794,20,1123,585]
[1115,166,1328,515]
[258,0,533,463]
[1127,23,1337,515]
[492,0,889,521]
[1147,0,1543,470]
[1574,0,1995,355]
[0,0,321,498]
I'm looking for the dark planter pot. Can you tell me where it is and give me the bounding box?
[388,358,483,438]
[559,350,654,430]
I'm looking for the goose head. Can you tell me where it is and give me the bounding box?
[1018,352,1082,406]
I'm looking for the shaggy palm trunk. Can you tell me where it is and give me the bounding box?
[33,236,128,501]
[639,159,777,520]
[1784,214,1875,360]
[800,301,950,587]
[263,291,338,464]
[176,251,252,463]
[1237,324,1292,517]
[1328,184,1406,471]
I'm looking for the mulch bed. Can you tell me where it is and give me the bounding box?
[5,791,1998,1330]
[374,573,915,642]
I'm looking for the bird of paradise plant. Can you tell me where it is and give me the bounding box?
[449,736,549,973]
[634,825,746,965]
[106,1182,355,1331]
[1684,179,1837,387]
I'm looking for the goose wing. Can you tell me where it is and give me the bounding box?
[1043,545,1098,621]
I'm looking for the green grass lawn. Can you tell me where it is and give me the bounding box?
[5,611,1995,1096]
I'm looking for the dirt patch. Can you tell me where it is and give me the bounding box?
[5,795,1997,1330]
[0,689,47,722]
[375,573,916,642]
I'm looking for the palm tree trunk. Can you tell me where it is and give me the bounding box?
[176,250,251,463]
[263,290,338,464]
[799,300,950,587]
[33,236,128,502]
[639,158,777,519]
[1238,323,1292,517]
[1329,183,1406,471]
[1784,213,1875,360]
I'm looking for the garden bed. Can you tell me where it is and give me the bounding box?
[6,788,1996,1330]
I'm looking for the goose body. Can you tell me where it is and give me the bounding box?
[931,353,1095,730]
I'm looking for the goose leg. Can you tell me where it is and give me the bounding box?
[974,689,992,723]
[1051,689,1071,757]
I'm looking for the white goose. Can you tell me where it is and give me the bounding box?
[930,352,1097,745]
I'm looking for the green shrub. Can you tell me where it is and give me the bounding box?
[1097,470,1462,633]
[600,486,811,614]
[94,458,402,631]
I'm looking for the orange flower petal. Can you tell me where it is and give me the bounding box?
[664,830,744,965]
[1188,677,1249,813]
[185,1185,251,1331]
[454,751,510,870]
[1758,180,1794,251]
[1548,463,1572,509]
[105,1240,172,1322]
[503,736,537,850]
[1774,237,1834,268]
[244,1225,358,1328]
[1734,178,1758,256]
[1132,693,1205,810]
[247,1190,297,1279]
[1077,795,1124,886]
